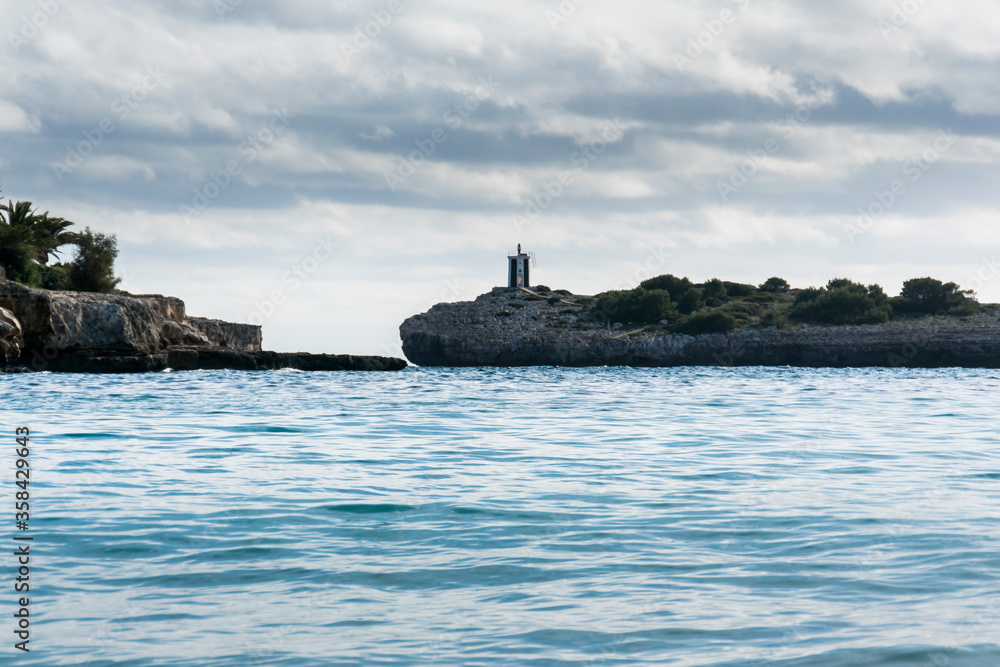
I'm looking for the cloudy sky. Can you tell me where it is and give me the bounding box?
[3,0,999,356]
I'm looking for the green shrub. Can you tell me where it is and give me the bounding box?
[547,296,561,304]
[760,308,788,329]
[68,228,121,293]
[759,277,790,293]
[743,291,779,304]
[676,310,737,335]
[721,281,757,297]
[791,280,891,325]
[509,302,526,309]
[894,277,978,316]
[794,287,823,305]
[590,288,677,325]
[535,285,551,293]
[554,289,572,296]
[38,262,71,290]
[0,226,39,286]
[826,277,854,291]
[702,278,728,306]
[640,274,693,298]
[718,300,764,323]
[948,299,980,316]
[676,287,706,314]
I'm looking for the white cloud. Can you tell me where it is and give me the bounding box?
[1,0,998,353]
[0,100,39,133]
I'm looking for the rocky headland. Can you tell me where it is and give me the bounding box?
[400,287,1000,368]
[0,279,406,373]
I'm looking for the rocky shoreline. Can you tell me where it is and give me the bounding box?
[0,279,406,373]
[400,287,1000,368]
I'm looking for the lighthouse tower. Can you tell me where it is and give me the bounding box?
[508,244,531,288]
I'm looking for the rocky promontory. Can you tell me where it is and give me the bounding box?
[0,279,406,373]
[400,287,1000,368]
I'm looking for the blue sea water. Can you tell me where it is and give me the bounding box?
[1,367,999,666]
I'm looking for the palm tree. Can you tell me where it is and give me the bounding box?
[28,212,79,263]
[0,197,79,264]
[0,200,38,284]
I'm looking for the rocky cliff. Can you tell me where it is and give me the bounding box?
[400,287,1000,368]
[0,279,406,373]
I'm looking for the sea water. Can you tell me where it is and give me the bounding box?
[1,367,999,666]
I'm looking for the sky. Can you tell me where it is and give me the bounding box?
[2,0,1000,356]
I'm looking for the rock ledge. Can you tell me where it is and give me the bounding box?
[400,287,1000,368]
[0,279,406,373]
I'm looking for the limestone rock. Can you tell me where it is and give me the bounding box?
[0,278,406,374]
[0,306,23,364]
[0,279,261,354]
[400,287,1000,368]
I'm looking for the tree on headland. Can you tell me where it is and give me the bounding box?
[759,277,790,293]
[894,277,978,316]
[588,272,980,334]
[68,228,121,294]
[702,278,728,306]
[791,279,892,325]
[0,193,121,293]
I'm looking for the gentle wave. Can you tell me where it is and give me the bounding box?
[2,367,999,665]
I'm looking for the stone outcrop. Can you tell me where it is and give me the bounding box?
[0,306,23,364]
[0,279,405,373]
[400,287,1000,368]
[0,279,260,355]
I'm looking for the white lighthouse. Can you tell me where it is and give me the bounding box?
[508,244,533,288]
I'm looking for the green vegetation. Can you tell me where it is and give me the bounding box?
[893,277,979,316]
[676,310,736,335]
[790,279,892,325]
[760,307,788,329]
[721,281,757,297]
[591,287,677,325]
[640,274,693,295]
[702,278,728,306]
[534,285,551,293]
[68,228,121,294]
[0,194,122,293]
[759,277,790,293]
[582,272,981,334]
[676,287,705,314]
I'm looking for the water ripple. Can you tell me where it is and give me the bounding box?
[2,367,999,665]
